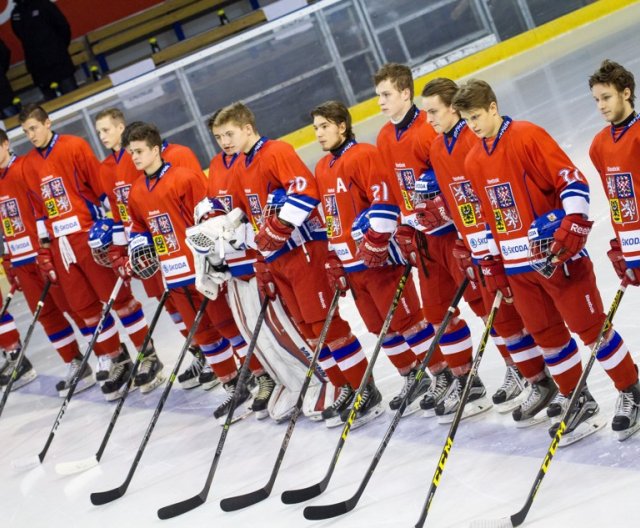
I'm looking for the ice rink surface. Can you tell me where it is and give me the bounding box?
[2,4,640,527]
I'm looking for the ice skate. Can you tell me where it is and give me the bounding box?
[95,354,113,383]
[420,368,452,417]
[178,346,212,389]
[267,384,297,423]
[213,375,252,425]
[101,349,134,402]
[512,375,557,428]
[546,391,569,425]
[199,361,219,390]
[303,382,337,422]
[321,384,354,428]
[389,367,430,417]
[134,345,165,394]
[0,352,9,378]
[56,356,96,397]
[0,349,37,391]
[548,387,606,446]
[340,381,384,430]
[435,373,492,425]
[251,372,276,420]
[492,364,527,413]
[611,382,640,442]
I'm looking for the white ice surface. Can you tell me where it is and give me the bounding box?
[2,4,640,527]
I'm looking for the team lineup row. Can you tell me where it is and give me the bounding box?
[0,58,639,525]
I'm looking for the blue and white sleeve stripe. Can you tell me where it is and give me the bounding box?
[279,193,320,226]
[560,182,590,217]
[368,203,400,234]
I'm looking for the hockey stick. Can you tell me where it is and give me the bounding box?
[0,284,17,321]
[304,278,470,520]
[414,290,503,528]
[219,288,343,512]
[470,282,626,528]
[11,277,125,471]
[54,289,170,475]
[281,264,412,505]
[0,281,51,419]
[90,295,209,505]
[157,296,270,519]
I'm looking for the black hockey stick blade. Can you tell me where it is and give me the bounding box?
[90,484,127,505]
[157,494,205,520]
[220,487,270,512]
[304,495,357,520]
[281,476,328,504]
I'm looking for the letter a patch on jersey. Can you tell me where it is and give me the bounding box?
[395,168,415,211]
[148,213,180,256]
[323,194,342,238]
[0,198,25,236]
[41,177,72,218]
[606,173,637,225]
[486,182,522,234]
[449,180,482,228]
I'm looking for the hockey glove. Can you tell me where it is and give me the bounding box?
[255,215,294,253]
[452,238,477,281]
[324,251,349,296]
[254,259,277,300]
[36,247,58,284]
[479,256,512,302]
[1,259,21,291]
[108,244,132,279]
[607,238,640,286]
[394,225,419,266]
[357,228,391,267]
[549,213,592,264]
[415,194,450,231]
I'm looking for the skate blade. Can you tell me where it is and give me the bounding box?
[616,420,640,442]
[58,377,97,398]
[3,369,38,392]
[559,415,607,447]
[437,398,493,425]
[304,410,324,422]
[324,415,344,428]
[349,404,385,431]
[139,371,166,394]
[422,408,437,418]
[514,408,550,429]
[395,397,423,418]
[178,379,201,390]
[253,408,270,420]
[492,390,527,414]
[201,378,220,391]
[216,405,253,426]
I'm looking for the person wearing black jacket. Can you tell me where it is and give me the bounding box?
[0,38,18,117]
[10,0,78,100]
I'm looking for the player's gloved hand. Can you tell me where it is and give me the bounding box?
[324,251,348,296]
[254,259,277,300]
[36,247,58,284]
[394,225,419,266]
[2,259,21,291]
[452,239,477,281]
[479,256,512,302]
[549,213,592,264]
[108,244,132,279]
[357,228,391,267]
[255,215,294,253]
[415,194,450,231]
[607,238,640,286]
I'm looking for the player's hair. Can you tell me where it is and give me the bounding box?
[124,122,162,150]
[310,100,354,140]
[122,121,148,148]
[421,78,460,107]
[452,79,497,112]
[0,129,8,144]
[214,102,257,132]
[206,108,222,130]
[18,103,49,124]
[95,108,126,125]
[589,59,636,108]
[373,63,414,99]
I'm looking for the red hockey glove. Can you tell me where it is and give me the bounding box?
[254,215,294,253]
[452,239,477,281]
[607,238,640,286]
[549,214,592,264]
[108,244,131,279]
[36,247,58,284]
[394,225,419,266]
[324,252,348,296]
[357,228,391,268]
[415,194,450,231]
[1,259,21,291]
[479,256,512,302]
[254,259,277,300]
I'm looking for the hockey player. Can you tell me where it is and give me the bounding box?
[206,102,383,428]
[310,100,433,416]
[373,63,490,423]
[94,109,216,391]
[18,104,154,401]
[123,122,259,423]
[453,78,640,443]
[0,284,35,390]
[419,78,552,424]
[0,128,94,395]
[588,59,640,440]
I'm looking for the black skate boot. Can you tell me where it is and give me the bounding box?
[96,353,113,383]
[435,372,492,424]
[611,382,640,441]
[0,352,9,378]
[101,348,134,401]
[251,372,276,420]
[321,384,354,428]
[512,375,558,428]
[134,343,165,394]
[389,367,431,417]
[548,387,605,446]
[0,348,37,391]
[178,346,206,390]
[420,368,453,417]
[213,374,252,424]
[492,364,527,413]
[199,361,219,390]
[340,381,384,430]
[56,356,95,397]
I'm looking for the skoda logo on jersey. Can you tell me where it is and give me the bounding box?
[621,237,640,247]
[501,243,529,256]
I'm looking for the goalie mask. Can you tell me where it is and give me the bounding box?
[527,209,565,278]
[412,169,441,205]
[129,234,160,279]
[193,196,231,225]
[88,218,114,267]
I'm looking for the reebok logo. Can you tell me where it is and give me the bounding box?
[570,224,590,235]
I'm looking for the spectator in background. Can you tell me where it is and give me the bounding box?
[10,0,78,100]
[0,38,18,118]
